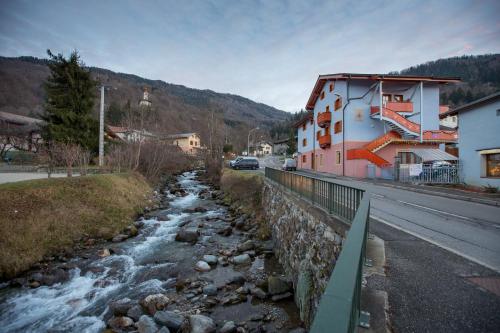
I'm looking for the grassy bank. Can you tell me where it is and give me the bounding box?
[0,173,151,279]
[220,169,270,239]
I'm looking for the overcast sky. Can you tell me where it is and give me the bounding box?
[1,0,499,112]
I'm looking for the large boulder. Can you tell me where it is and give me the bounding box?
[154,310,185,331]
[140,294,169,315]
[195,261,211,272]
[127,304,145,321]
[189,315,216,333]
[175,228,200,243]
[232,254,251,265]
[202,255,218,265]
[107,316,134,330]
[109,297,136,316]
[267,276,292,295]
[137,315,159,333]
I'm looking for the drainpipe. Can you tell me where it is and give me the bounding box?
[312,110,315,170]
[379,81,383,122]
[419,81,423,143]
[342,78,350,176]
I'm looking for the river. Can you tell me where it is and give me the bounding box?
[0,171,302,332]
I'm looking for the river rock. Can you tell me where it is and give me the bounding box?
[154,310,185,331]
[271,292,293,302]
[195,261,211,272]
[226,272,246,285]
[112,234,129,242]
[109,297,135,316]
[189,314,216,333]
[175,228,199,243]
[232,254,251,265]
[140,294,169,315]
[220,321,237,333]
[194,206,208,213]
[107,316,134,329]
[202,284,218,296]
[217,226,232,236]
[234,216,246,229]
[267,276,292,295]
[125,225,138,237]
[127,304,145,321]
[237,240,255,252]
[250,287,267,300]
[137,315,159,333]
[97,248,111,257]
[157,327,171,333]
[134,220,145,229]
[221,293,247,305]
[202,255,218,265]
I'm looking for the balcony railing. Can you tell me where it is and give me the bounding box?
[318,133,331,148]
[386,101,413,112]
[317,111,332,128]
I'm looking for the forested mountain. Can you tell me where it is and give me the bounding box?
[0,56,290,150]
[392,54,500,107]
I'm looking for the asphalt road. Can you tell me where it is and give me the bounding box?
[294,170,500,273]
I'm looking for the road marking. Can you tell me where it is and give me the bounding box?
[371,193,385,199]
[370,214,500,274]
[395,199,473,220]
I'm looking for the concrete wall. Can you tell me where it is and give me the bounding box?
[263,180,348,327]
[459,99,500,187]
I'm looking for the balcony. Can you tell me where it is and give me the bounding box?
[318,133,331,148]
[386,101,413,112]
[317,111,331,128]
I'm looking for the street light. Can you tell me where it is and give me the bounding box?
[247,127,259,156]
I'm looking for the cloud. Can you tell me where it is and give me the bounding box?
[0,0,499,112]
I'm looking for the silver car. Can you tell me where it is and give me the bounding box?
[282,158,297,171]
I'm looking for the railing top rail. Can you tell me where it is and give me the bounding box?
[265,167,365,193]
[309,195,371,333]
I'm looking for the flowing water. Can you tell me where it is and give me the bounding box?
[0,171,301,333]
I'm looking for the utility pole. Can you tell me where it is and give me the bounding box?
[99,85,105,167]
[420,81,423,143]
[247,127,259,156]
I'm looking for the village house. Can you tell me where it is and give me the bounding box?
[253,141,272,156]
[164,132,201,154]
[106,125,156,143]
[444,92,500,187]
[294,73,460,179]
[0,111,43,155]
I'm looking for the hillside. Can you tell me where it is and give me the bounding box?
[392,54,500,107]
[0,56,290,150]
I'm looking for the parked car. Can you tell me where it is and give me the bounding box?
[229,156,244,167]
[282,158,297,171]
[232,157,259,170]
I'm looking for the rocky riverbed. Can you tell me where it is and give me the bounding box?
[0,171,305,333]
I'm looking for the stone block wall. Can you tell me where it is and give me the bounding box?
[262,180,349,327]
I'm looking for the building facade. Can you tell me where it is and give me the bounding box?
[165,132,201,154]
[294,74,459,178]
[453,93,500,187]
[272,138,290,155]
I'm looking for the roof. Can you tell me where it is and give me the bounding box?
[0,111,43,126]
[408,148,458,162]
[441,91,500,117]
[165,132,197,139]
[107,125,129,133]
[273,138,289,144]
[306,73,461,110]
[292,112,313,128]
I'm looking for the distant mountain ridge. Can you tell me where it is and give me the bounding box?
[0,55,289,150]
[391,54,500,107]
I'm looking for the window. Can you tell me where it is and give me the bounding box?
[195,141,198,146]
[320,91,325,100]
[302,123,306,131]
[329,83,334,92]
[334,97,342,111]
[302,138,307,147]
[326,105,330,113]
[496,109,500,116]
[394,95,404,102]
[486,153,500,177]
[382,94,392,106]
[302,155,306,163]
[336,151,341,164]
[190,140,193,146]
[334,120,342,134]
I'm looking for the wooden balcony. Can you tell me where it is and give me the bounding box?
[317,111,331,128]
[318,133,331,148]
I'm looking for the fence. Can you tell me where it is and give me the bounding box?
[264,168,370,332]
[398,163,460,184]
[265,167,364,223]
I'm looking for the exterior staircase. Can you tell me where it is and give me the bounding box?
[346,131,402,167]
[370,106,420,138]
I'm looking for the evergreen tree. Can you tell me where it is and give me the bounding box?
[106,101,123,125]
[41,50,99,152]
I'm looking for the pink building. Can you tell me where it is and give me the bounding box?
[294,74,459,178]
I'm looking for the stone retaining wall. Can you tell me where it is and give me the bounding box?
[262,180,349,327]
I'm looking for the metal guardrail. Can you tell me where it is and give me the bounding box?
[264,167,370,332]
[265,167,364,223]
